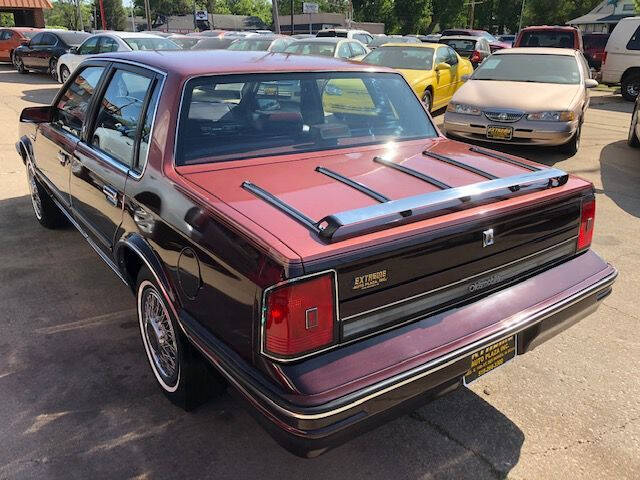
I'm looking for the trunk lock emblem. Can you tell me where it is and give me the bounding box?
[483,229,494,247]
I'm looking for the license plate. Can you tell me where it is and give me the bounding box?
[463,335,517,385]
[486,126,513,140]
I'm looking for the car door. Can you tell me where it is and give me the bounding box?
[32,32,56,68]
[34,65,107,208]
[20,32,41,68]
[70,64,157,254]
[433,46,452,109]
[0,30,11,61]
[445,46,461,98]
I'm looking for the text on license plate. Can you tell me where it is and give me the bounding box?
[463,335,517,385]
[486,126,513,140]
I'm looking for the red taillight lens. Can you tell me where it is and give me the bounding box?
[602,51,607,65]
[577,197,596,251]
[264,273,336,359]
[470,50,482,63]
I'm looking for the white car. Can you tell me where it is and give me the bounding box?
[56,32,179,83]
[601,16,640,101]
[316,28,374,46]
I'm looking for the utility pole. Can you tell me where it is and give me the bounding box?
[272,0,281,34]
[518,0,526,33]
[76,0,84,31]
[464,0,484,29]
[144,0,152,31]
[290,0,294,35]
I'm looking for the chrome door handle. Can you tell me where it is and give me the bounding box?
[57,151,68,166]
[102,185,118,206]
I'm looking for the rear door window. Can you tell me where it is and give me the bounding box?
[337,42,351,58]
[90,69,154,168]
[54,66,105,137]
[627,26,640,50]
[350,42,366,57]
[98,37,118,53]
[78,36,99,55]
[520,30,574,48]
[0,30,10,41]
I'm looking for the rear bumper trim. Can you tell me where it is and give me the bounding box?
[180,264,617,423]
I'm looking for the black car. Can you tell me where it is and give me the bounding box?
[13,30,90,76]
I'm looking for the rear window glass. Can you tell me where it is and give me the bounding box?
[124,37,180,50]
[176,72,437,165]
[285,42,336,56]
[363,46,434,70]
[440,39,476,52]
[519,31,575,48]
[57,32,91,46]
[317,31,347,38]
[228,39,273,51]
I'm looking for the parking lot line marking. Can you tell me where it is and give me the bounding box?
[35,309,136,335]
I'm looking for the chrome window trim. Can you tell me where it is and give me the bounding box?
[81,63,166,181]
[260,269,340,363]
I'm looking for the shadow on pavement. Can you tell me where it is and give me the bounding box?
[599,140,640,218]
[589,94,634,114]
[21,88,59,105]
[0,195,524,479]
[0,65,57,85]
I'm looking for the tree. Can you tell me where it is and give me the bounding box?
[93,0,127,30]
[393,0,431,34]
[424,0,466,33]
[45,0,91,30]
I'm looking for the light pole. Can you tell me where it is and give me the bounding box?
[518,0,526,33]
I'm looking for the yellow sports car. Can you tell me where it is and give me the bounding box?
[361,43,474,112]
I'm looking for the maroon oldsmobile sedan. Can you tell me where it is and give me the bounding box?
[16,50,616,457]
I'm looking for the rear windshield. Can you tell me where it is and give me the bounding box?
[176,72,436,165]
[583,35,608,48]
[317,31,347,38]
[170,36,200,48]
[228,38,273,51]
[22,31,39,39]
[124,37,180,50]
[57,32,91,46]
[284,41,336,56]
[473,54,580,84]
[192,38,235,49]
[519,30,575,48]
[362,46,434,70]
[440,39,476,52]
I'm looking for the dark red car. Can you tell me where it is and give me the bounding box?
[440,28,511,51]
[583,33,609,69]
[514,25,583,51]
[16,50,616,457]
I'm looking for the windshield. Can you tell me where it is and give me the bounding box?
[519,30,575,48]
[124,37,180,50]
[228,39,273,51]
[284,42,336,56]
[473,54,581,84]
[440,39,476,53]
[170,37,200,48]
[363,46,434,70]
[176,72,436,165]
[58,32,91,46]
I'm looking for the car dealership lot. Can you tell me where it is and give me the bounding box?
[0,66,638,479]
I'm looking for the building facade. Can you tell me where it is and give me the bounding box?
[568,0,636,33]
[0,0,51,28]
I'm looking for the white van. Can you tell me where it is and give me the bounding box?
[601,16,640,100]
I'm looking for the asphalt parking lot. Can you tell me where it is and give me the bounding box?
[0,65,639,480]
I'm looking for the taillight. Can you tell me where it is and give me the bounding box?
[263,272,337,360]
[470,50,482,63]
[577,197,595,251]
[602,51,607,65]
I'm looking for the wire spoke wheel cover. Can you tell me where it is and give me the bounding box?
[138,280,180,391]
[27,163,42,220]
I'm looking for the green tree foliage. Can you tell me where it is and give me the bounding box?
[523,0,601,27]
[0,12,14,27]
[93,0,127,30]
[45,1,92,30]
[393,0,431,34]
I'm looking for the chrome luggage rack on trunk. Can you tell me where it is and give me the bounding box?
[242,148,569,243]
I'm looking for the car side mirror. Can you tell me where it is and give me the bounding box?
[435,62,451,71]
[20,106,52,124]
[585,79,598,89]
[69,46,78,54]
